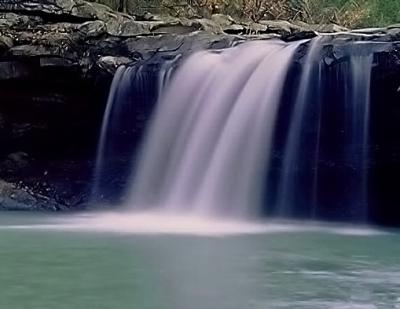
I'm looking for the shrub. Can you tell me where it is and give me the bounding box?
[90,0,400,28]
[294,0,370,28]
[243,0,293,22]
[365,0,400,26]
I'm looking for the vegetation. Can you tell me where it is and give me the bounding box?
[162,0,400,27]
[91,0,400,28]
[291,0,400,28]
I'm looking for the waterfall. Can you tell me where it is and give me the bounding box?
[344,50,373,220]
[276,36,325,217]
[92,37,377,222]
[275,40,374,220]
[128,40,303,217]
[91,58,177,203]
[91,65,128,202]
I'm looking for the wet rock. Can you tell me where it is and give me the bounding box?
[222,23,245,35]
[211,14,235,27]
[246,22,269,34]
[0,61,31,80]
[106,19,151,36]
[0,0,111,21]
[97,55,132,73]
[193,18,223,34]
[0,179,64,211]
[314,23,348,33]
[39,57,76,68]
[386,26,400,40]
[0,36,14,55]
[0,13,43,30]
[0,1,358,81]
[351,27,387,35]
[123,32,239,60]
[210,13,242,33]
[0,180,37,210]
[78,20,106,37]
[9,44,57,57]
[5,152,30,170]
[140,12,156,21]
[282,31,317,42]
[259,20,308,35]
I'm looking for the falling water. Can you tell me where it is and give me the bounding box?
[128,40,304,217]
[276,37,325,217]
[276,39,374,220]
[91,65,127,202]
[344,51,373,220]
[91,59,176,203]
[92,36,380,222]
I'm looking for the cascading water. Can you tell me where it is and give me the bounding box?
[343,49,373,220]
[92,36,380,222]
[275,40,374,221]
[276,36,325,217]
[91,57,177,203]
[128,40,303,217]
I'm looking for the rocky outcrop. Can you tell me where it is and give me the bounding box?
[2,0,399,78]
[0,1,242,79]
[0,179,65,210]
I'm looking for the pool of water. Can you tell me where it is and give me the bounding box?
[0,212,399,309]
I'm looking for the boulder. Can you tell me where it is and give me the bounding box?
[0,12,43,32]
[0,180,64,211]
[97,55,132,73]
[0,0,111,21]
[78,20,106,37]
[0,36,14,55]
[5,152,30,170]
[315,23,349,33]
[0,61,32,80]
[259,20,308,35]
[211,14,235,29]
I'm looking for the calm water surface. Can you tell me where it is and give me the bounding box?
[0,213,399,309]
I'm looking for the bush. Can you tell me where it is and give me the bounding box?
[160,0,372,27]
[90,0,400,28]
[365,0,400,26]
[243,0,293,22]
[295,0,371,28]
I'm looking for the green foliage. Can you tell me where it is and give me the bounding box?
[294,0,371,27]
[365,0,400,26]
[295,0,400,27]
[90,0,400,28]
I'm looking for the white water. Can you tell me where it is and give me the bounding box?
[276,39,374,220]
[129,40,304,217]
[345,53,373,220]
[91,65,128,200]
[0,212,386,237]
[91,37,379,223]
[276,37,325,217]
[91,57,178,203]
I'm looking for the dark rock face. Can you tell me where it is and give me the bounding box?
[0,63,108,209]
[0,0,246,210]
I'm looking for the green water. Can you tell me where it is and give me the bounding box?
[0,214,399,309]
